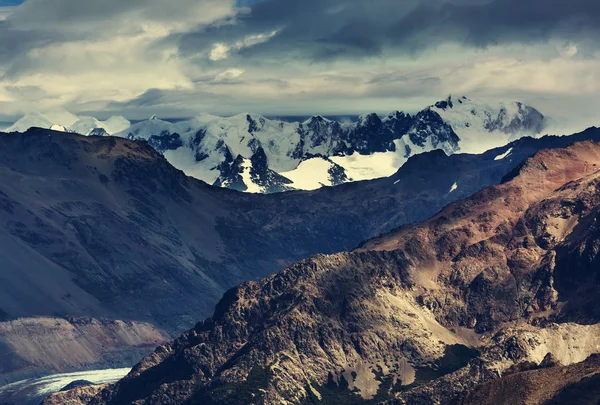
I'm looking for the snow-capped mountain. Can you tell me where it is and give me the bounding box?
[70,115,130,136]
[4,111,80,133]
[115,110,461,193]
[3,96,547,193]
[116,96,546,193]
[3,111,130,136]
[431,96,546,153]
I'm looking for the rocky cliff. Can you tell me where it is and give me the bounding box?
[74,140,600,404]
[0,317,168,385]
[451,354,600,405]
[0,127,599,336]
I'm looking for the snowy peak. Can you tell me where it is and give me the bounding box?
[357,112,382,128]
[6,112,66,133]
[3,96,549,193]
[5,111,130,136]
[214,148,294,194]
[302,115,332,126]
[430,96,547,153]
[430,95,547,135]
[384,110,410,121]
[434,94,458,110]
[71,115,130,136]
[116,96,546,193]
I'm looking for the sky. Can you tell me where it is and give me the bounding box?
[0,0,599,129]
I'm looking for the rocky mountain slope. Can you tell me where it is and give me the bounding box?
[74,140,600,405]
[4,96,546,193]
[0,317,168,386]
[1,127,598,339]
[451,354,600,405]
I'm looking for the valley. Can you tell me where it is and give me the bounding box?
[39,139,600,404]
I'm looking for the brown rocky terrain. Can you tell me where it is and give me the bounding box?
[451,354,600,405]
[3,127,598,336]
[0,317,168,385]
[66,140,600,404]
[3,127,600,402]
[43,384,107,405]
[0,127,519,394]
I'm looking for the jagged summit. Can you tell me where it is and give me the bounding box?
[4,96,548,193]
[117,97,546,192]
[434,94,456,109]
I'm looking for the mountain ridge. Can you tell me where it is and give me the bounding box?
[2,96,547,193]
[1,127,600,402]
[0,126,598,334]
[70,139,600,405]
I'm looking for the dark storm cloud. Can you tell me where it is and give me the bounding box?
[388,0,600,50]
[108,87,230,109]
[176,0,600,63]
[0,0,234,70]
[1,0,600,120]
[9,0,224,26]
[0,20,59,61]
[177,0,401,61]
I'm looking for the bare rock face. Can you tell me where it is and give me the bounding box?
[77,141,600,404]
[43,384,106,405]
[2,127,599,338]
[451,354,600,405]
[0,317,169,385]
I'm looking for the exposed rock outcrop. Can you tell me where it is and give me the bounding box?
[2,128,598,336]
[76,141,600,404]
[0,317,168,385]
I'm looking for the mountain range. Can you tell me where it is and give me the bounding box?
[2,96,547,193]
[54,138,600,405]
[0,124,599,395]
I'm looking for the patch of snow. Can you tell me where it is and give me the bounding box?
[240,157,264,193]
[331,149,407,182]
[494,147,513,161]
[49,124,67,132]
[162,147,221,185]
[280,157,334,191]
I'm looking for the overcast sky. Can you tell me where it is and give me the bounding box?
[0,0,599,129]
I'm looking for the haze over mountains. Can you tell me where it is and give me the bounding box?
[2,96,547,193]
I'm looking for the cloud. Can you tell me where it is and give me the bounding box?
[8,0,236,30]
[214,68,245,82]
[0,6,13,21]
[1,0,600,127]
[175,0,600,64]
[0,0,238,118]
[208,30,278,61]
